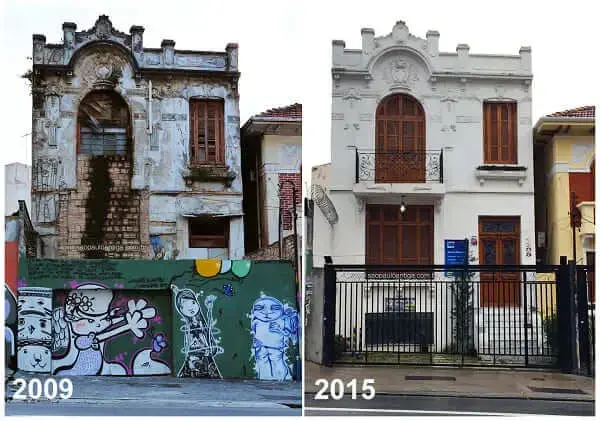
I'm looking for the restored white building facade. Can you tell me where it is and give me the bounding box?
[312,21,538,361]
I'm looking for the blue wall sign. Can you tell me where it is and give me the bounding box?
[445,239,468,277]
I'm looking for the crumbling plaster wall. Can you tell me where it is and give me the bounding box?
[31,19,243,259]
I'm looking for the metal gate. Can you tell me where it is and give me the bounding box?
[323,261,594,371]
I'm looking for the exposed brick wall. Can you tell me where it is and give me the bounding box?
[57,155,146,258]
[279,173,301,230]
[245,234,297,262]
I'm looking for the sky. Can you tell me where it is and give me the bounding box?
[1,0,598,195]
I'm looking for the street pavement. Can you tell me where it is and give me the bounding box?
[5,372,301,416]
[305,362,594,416]
[305,393,594,416]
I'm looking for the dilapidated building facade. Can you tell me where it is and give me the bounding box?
[31,15,244,260]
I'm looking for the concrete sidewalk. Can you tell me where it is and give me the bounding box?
[305,362,594,402]
[6,371,301,414]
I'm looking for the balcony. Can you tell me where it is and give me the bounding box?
[353,149,444,197]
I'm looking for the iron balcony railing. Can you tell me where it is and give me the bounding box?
[355,149,443,184]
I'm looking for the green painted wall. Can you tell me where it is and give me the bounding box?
[17,259,299,380]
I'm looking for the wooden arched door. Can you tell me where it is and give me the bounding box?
[375,94,426,183]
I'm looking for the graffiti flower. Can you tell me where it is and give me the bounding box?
[223,284,234,297]
[65,294,94,312]
[152,334,168,353]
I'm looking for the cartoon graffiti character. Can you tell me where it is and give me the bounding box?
[52,284,159,375]
[5,286,17,370]
[173,287,223,378]
[17,287,53,373]
[250,296,298,381]
[131,333,171,375]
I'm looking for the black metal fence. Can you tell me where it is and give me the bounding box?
[323,262,594,373]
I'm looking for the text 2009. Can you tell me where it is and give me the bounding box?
[11,378,73,400]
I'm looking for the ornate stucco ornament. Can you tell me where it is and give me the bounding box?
[389,58,419,87]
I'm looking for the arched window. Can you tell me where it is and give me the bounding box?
[77,90,130,156]
[375,94,426,182]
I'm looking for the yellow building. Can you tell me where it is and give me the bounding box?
[533,106,595,266]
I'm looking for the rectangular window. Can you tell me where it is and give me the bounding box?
[188,217,229,248]
[365,205,433,265]
[483,102,517,164]
[79,127,128,156]
[189,99,225,165]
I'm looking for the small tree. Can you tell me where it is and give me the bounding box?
[449,268,476,355]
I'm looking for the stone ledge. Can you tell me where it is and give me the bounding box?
[182,165,236,187]
[475,165,527,186]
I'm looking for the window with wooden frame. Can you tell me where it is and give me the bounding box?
[77,91,130,156]
[483,101,517,164]
[189,99,225,165]
[365,205,433,265]
[188,217,229,248]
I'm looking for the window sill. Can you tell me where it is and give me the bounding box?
[475,165,527,186]
[183,164,236,187]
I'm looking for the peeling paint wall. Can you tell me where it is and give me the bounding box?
[31,15,244,260]
[17,259,299,379]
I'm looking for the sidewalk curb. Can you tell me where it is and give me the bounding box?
[304,390,594,403]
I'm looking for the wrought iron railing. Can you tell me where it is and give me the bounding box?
[355,150,443,184]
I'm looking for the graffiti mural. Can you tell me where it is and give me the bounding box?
[150,235,179,260]
[173,286,223,378]
[52,285,171,375]
[250,296,299,381]
[5,286,17,370]
[17,287,53,373]
[19,258,299,379]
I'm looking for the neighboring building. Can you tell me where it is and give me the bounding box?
[311,21,535,358]
[5,163,31,217]
[5,201,39,372]
[241,104,302,259]
[30,15,244,260]
[533,106,595,266]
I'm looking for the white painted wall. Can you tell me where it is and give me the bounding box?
[312,21,537,357]
[5,163,31,216]
[260,135,302,245]
[314,20,535,268]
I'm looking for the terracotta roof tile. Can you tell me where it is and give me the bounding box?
[253,103,302,120]
[547,105,595,118]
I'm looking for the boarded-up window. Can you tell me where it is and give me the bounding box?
[483,102,517,164]
[189,217,229,248]
[190,99,225,165]
[366,205,433,265]
[78,91,130,156]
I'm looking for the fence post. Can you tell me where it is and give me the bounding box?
[556,256,577,372]
[322,263,336,367]
[355,149,359,184]
[576,268,591,376]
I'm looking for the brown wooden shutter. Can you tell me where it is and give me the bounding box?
[483,102,517,164]
[190,99,224,165]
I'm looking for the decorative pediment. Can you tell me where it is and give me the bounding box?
[74,15,131,48]
[74,44,133,89]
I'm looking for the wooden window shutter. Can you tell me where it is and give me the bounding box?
[190,99,224,165]
[483,102,517,164]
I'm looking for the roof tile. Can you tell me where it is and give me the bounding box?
[253,103,302,120]
[547,105,595,118]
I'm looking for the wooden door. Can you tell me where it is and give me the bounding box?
[375,94,426,183]
[479,216,521,307]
